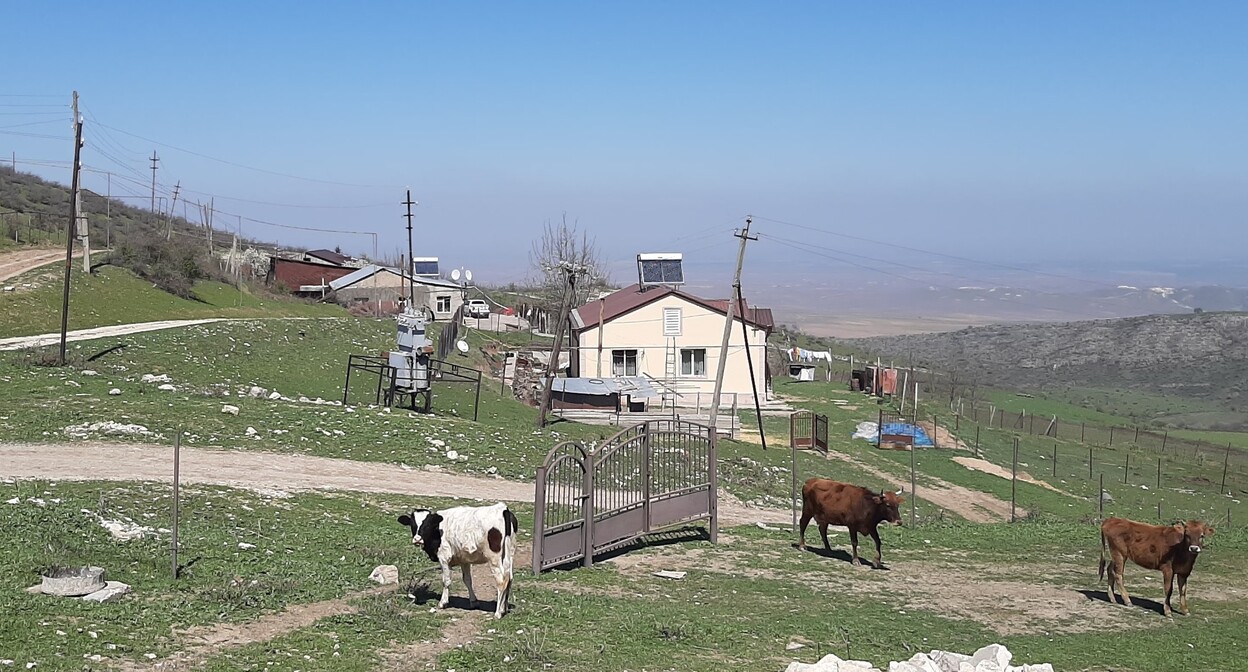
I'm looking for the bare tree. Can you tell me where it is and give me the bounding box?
[528,213,608,309]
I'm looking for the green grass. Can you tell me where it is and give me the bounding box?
[0,265,344,339]
[0,317,797,508]
[0,479,490,671]
[6,479,1246,672]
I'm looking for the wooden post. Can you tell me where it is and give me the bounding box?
[172,432,181,580]
[932,415,939,449]
[1081,422,1086,443]
[1158,501,1162,521]
[1135,426,1140,444]
[910,444,917,528]
[1124,453,1130,484]
[1098,473,1104,519]
[1222,443,1232,494]
[975,425,981,459]
[1011,437,1018,523]
[1161,431,1168,453]
[1109,426,1115,446]
[1053,443,1058,478]
[1088,445,1093,479]
[1157,457,1161,489]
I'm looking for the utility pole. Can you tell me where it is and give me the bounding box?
[149,151,159,212]
[166,181,180,239]
[71,93,90,272]
[535,261,583,429]
[403,189,417,306]
[59,91,85,366]
[708,216,754,438]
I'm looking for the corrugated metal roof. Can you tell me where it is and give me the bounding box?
[573,284,774,332]
[549,376,661,398]
[329,265,463,291]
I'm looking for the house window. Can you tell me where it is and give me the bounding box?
[612,349,638,377]
[663,307,682,336]
[435,295,452,313]
[680,349,706,377]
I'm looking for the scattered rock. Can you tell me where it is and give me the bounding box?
[268,391,281,400]
[140,374,171,384]
[238,542,256,550]
[446,450,459,461]
[786,642,806,651]
[82,370,98,376]
[65,380,81,388]
[156,384,176,392]
[248,386,267,398]
[245,427,258,436]
[369,564,399,585]
[652,570,686,580]
[81,581,131,604]
[221,404,240,416]
[756,521,783,532]
[108,388,121,396]
[784,645,1050,672]
[64,422,153,439]
[1101,490,1114,503]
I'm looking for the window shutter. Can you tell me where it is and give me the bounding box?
[663,308,681,336]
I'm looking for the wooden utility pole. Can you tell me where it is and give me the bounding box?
[166,181,180,239]
[149,151,159,212]
[733,238,764,449]
[709,217,754,437]
[71,94,90,272]
[535,262,581,428]
[59,91,84,366]
[403,190,417,306]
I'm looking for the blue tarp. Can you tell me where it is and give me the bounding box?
[871,422,934,447]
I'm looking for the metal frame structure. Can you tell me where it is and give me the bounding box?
[532,419,717,573]
[341,354,483,421]
[789,410,829,527]
[877,409,916,449]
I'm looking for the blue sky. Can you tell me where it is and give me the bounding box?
[3,1,1245,286]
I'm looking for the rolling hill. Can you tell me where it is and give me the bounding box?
[851,311,1248,430]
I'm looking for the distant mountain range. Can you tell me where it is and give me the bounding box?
[850,311,1248,430]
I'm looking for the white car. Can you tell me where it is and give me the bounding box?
[465,299,491,318]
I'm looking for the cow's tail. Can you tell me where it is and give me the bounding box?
[1098,529,1108,583]
[502,506,519,568]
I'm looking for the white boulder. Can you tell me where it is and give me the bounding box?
[369,565,399,585]
[221,405,240,416]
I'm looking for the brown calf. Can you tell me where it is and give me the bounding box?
[1099,517,1214,617]
[798,478,904,568]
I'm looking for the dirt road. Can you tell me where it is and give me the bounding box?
[0,247,79,283]
[0,441,794,526]
[0,318,232,351]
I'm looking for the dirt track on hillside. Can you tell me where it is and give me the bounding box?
[0,441,794,527]
[0,247,79,283]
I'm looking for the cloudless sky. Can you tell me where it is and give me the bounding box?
[3,1,1245,286]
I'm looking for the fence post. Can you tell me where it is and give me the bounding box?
[1135,426,1140,444]
[1158,501,1162,521]
[1162,431,1168,453]
[910,444,917,528]
[1124,453,1130,484]
[171,432,181,580]
[974,424,981,459]
[1081,422,1086,443]
[933,415,939,449]
[1157,457,1161,489]
[1098,473,1105,520]
[532,462,548,575]
[1222,443,1232,494]
[1109,426,1115,446]
[1011,437,1018,522]
[1053,443,1058,478]
[1088,445,1093,479]
[790,441,798,530]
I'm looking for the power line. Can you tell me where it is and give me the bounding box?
[753,214,1106,288]
[92,120,400,189]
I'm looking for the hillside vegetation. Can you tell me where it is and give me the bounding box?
[853,312,1248,430]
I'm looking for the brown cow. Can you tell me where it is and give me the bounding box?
[1099,517,1214,617]
[798,478,904,568]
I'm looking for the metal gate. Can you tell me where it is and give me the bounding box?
[532,419,717,573]
[789,410,828,454]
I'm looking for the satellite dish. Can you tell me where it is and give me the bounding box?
[451,269,460,281]
[455,339,469,354]
[465,270,473,282]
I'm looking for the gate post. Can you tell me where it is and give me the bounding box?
[708,427,719,544]
[532,463,548,575]
[583,449,596,568]
[641,421,653,533]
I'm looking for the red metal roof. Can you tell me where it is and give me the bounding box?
[268,257,354,291]
[574,284,774,332]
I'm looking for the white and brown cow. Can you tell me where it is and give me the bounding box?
[397,501,518,619]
